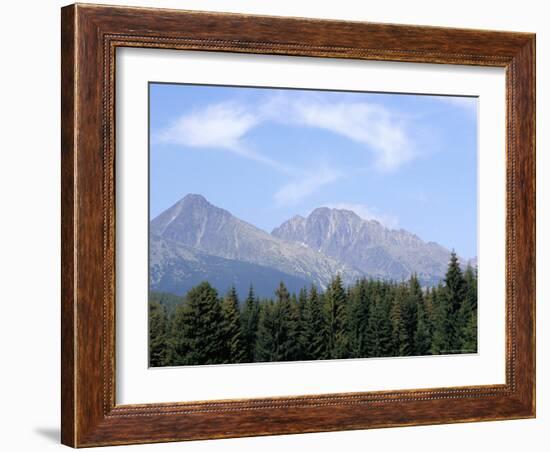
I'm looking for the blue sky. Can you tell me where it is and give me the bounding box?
[149,83,478,259]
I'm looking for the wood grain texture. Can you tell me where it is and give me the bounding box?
[60,5,76,447]
[60,3,536,447]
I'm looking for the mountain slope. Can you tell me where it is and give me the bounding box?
[150,235,313,298]
[272,207,455,283]
[151,194,361,289]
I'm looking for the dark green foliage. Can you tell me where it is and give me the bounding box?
[414,296,432,355]
[299,285,326,360]
[365,291,393,357]
[254,300,277,361]
[149,291,185,315]
[241,285,260,362]
[149,254,477,366]
[390,286,410,356]
[273,282,299,361]
[459,265,478,352]
[255,282,298,362]
[347,279,370,358]
[169,282,224,365]
[430,283,450,354]
[323,275,349,359]
[461,310,478,353]
[443,251,467,351]
[405,276,421,353]
[149,301,168,367]
[221,287,246,363]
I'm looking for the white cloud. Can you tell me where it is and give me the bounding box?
[274,166,342,207]
[288,99,413,171]
[324,202,399,229]
[259,94,414,171]
[157,95,415,172]
[156,94,417,205]
[158,102,257,150]
[156,101,293,173]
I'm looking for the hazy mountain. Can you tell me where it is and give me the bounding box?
[272,207,457,284]
[150,235,313,298]
[150,194,361,293]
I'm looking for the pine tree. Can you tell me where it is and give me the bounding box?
[430,284,450,354]
[415,296,431,355]
[300,285,326,360]
[365,289,392,357]
[274,282,298,361]
[346,279,367,358]
[170,282,224,365]
[423,287,435,337]
[359,280,373,357]
[323,275,349,359]
[221,286,245,363]
[241,285,260,362]
[290,291,303,360]
[405,275,421,353]
[390,285,409,356]
[154,258,477,366]
[461,311,478,353]
[459,265,478,352]
[255,300,277,362]
[149,301,168,367]
[255,282,297,362]
[443,251,467,351]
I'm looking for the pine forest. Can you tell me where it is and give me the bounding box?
[149,252,477,366]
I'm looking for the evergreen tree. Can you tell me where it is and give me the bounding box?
[241,285,260,362]
[323,275,349,359]
[221,286,245,363]
[300,285,326,360]
[461,311,478,353]
[430,284,450,354]
[459,265,478,352]
[358,280,375,357]
[443,251,467,351]
[255,282,297,362]
[152,252,476,365]
[295,287,308,358]
[415,296,431,355]
[365,291,392,357]
[170,282,224,365]
[405,275,421,353]
[255,300,277,362]
[347,279,370,358]
[390,285,409,356]
[423,287,435,337]
[149,301,168,367]
[289,292,303,360]
[275,281,298,361]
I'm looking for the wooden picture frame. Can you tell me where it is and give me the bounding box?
[61,3,535,447]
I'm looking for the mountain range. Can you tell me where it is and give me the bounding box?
[150,194,468,298]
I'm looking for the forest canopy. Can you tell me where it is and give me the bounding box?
[149,253,477,367]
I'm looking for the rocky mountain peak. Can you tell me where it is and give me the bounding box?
[150,194,359,290]
[180,192,209,206]
[272,205,454,284]
[151,194,465,293]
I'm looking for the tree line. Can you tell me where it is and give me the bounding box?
[149,252,477,366]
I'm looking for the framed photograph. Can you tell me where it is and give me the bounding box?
[61,3,535,447]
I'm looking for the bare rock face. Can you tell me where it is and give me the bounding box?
[151,195,361,292]
[272,207,456,284]
[149,235,314,298]
[151,194,468,297]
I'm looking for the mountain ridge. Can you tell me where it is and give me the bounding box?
[150,194,362,292]
[150,194,469,297]
[272,205,456,284]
